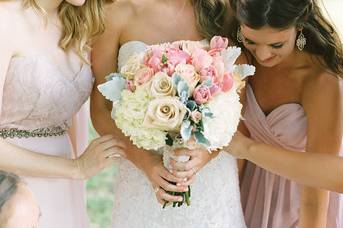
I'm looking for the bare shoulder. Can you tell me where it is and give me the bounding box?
[301,68,342,119]
[302,70,342,100]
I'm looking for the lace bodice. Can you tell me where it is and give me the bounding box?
[0,55,93,130]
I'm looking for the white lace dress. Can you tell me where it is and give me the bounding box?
[111,41,246,228]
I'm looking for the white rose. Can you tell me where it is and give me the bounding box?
[150,72,176,98]
[143,97,186,131]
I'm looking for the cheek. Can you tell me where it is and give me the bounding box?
[65,0,86,6]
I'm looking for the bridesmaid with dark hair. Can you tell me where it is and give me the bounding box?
[224,0,343,228]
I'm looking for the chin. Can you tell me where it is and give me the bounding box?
[257,58,281,68]
[66,0,87,6]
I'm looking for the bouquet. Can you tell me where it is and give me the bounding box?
[98,36,255,208]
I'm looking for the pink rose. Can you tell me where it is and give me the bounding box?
[193,85,212,105]
[200,65,219,83]
[191,48,213,71]
[134,67,154,86]
[175,64,200,93]
[221,73,234,92]
[210,36,229,52]
[209,83,221,96]
[190,110,202,124]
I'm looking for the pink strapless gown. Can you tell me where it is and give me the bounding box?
[0,55,93,228]
[241,84,343,228]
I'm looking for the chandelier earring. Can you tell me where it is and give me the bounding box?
[237,27,243,43]
[296,30,307,51]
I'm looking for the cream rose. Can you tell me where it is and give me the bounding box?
[150,72,176,98]
[120,53,143,80]
[174,63,200,93]
[143,97,187,131]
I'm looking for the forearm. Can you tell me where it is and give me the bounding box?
[0,139,79,179]
[246,141,343,192]
[298,187,329,228]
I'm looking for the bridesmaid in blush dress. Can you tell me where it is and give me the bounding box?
[0,0,124,227]
[224,0,343,228]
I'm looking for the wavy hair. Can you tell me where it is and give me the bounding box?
[23,0,110,63]
[228,0,343,77]
[192,0,228,40]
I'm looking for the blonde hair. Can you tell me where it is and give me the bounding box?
[192,0,228,40]
[23,0,109,63]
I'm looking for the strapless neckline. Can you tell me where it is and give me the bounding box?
[246,84,304,119]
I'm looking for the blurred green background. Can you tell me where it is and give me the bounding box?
[86,1,342,227]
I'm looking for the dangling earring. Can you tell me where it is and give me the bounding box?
[296,30,307,51]
[237,27,243,43]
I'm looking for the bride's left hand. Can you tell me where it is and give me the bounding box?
[170,148,219,186]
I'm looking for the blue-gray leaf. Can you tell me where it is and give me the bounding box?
[202,79,213,87]
[98,76,126,102]
[181,120,192,141]
[194,131,211,147]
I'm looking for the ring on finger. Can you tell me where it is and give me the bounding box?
[106,153,121,159]
[154,187,160,194]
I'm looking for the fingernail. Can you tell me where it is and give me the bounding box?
[178,197,183,202]
[183,178,187,182]
[176,183,181,186]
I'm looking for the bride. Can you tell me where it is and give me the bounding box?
[91,0,246,227]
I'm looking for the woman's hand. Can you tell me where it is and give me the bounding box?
[225,131,254,159]
[170,147,218,186]
[142,153,189,205]
[75,135,126,179]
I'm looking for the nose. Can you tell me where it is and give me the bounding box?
[255,46,273,62]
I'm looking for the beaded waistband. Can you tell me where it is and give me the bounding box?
[0,126,66,139]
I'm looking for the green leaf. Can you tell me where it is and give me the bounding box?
[162,54,168,64]
[186,100,197,111]
[165,134,173,146]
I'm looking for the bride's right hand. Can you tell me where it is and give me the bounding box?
[75,135,126,179]
[142,154,189,205]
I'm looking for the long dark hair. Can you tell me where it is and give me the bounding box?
[228,0,343,77]
[192,0,228,40]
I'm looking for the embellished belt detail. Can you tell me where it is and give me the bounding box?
[0,126,66,138]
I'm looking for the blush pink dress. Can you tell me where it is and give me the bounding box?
[240,84,343,228]
[0,55,93,228]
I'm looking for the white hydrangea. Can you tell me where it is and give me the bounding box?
[202,84,242,150]
[114,86,167,150]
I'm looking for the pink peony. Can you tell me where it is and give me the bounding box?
[193,85,212,104]
[191,48,213,71]
[144,47,163,73]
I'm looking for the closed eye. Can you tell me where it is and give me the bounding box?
[270,43,284,49]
